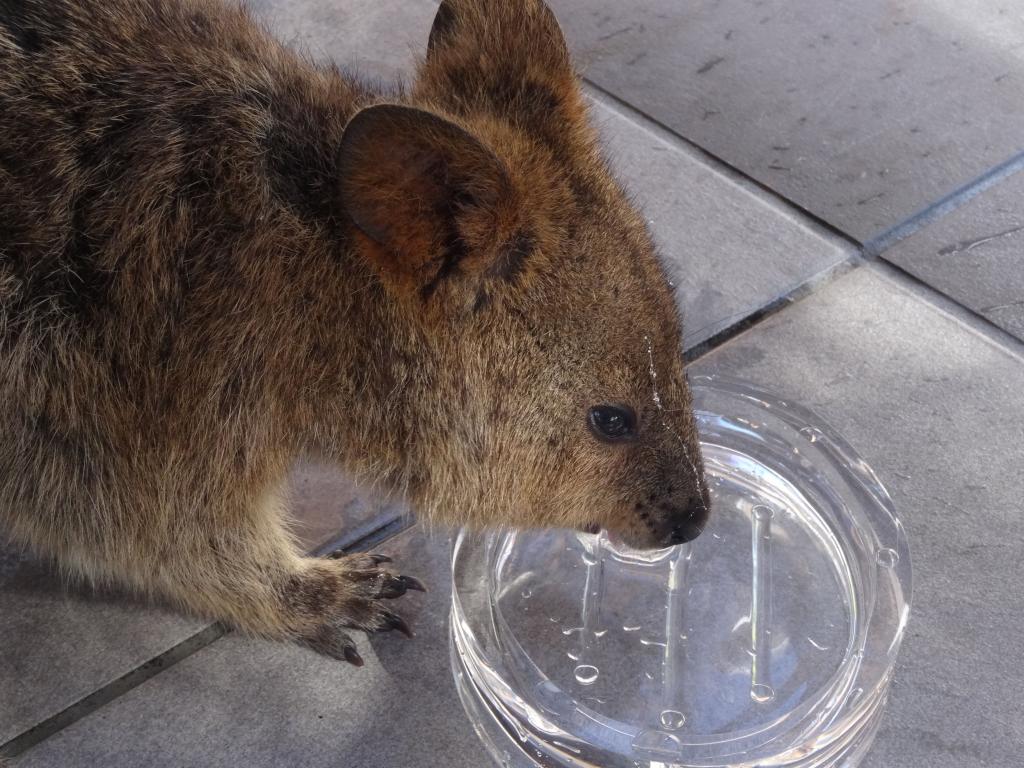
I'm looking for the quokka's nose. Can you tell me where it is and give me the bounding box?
[664,495,710,546]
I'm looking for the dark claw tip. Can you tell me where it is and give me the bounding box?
[379,576,408,599]
[343,646,364,667]
[401,575,427,593]
[384,613,414,638]
[369,553,393,564]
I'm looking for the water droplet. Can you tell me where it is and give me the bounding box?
[846,687,864,707]
[644,671,654,680]
[594,629,608,638]
[659,709,686,730]
[581,550,598,566]
[574,664,599,685]
[640,638,667,649]
[561,626,582,636]
[750,683,776,703]
[753,505,775,521]
[632,729,681,755]
[622,624,641,632]
[806,636,829,651]
[711,532,722,540]
[567,649,580,661]
[520,587,533,599]
[876,547,899,567]
[552,740,582,755]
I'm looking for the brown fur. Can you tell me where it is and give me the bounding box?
[0,0,708,660]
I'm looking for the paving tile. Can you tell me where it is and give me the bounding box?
[18,527,491,768]
[692,265,1024,768]
[286,462,405,553]
[0,461,394,750]
[882,169,1024,342]
[548,0,1024,241]
[0,545,205,747]
[247,0,432,81]
[589,93,852,346]
[254,0,854,346]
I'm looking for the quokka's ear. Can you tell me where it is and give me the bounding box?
[417,0,587,146]
[339,104,531,310]
[426,0,570,70]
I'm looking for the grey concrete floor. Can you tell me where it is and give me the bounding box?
[3,0,1024,766]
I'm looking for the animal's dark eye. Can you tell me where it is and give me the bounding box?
[588,404,637,442]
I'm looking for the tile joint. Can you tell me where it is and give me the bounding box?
[1,515,415,759]
[582,78,861,255]
[864,150,1024,257]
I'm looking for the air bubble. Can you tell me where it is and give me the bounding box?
[750,683,776,703]
[574,664,599,685]
[798,426,820,443]
[659,709,686,730]
[876,548,899,567]
[753,505,775,521]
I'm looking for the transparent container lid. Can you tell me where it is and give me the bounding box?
[451,375,912,768]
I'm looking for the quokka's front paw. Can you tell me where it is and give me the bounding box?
[292,551,426,666]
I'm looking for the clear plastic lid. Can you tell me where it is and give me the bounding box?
[451,375,912,768]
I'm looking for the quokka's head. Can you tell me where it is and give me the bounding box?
[338,0,709,548]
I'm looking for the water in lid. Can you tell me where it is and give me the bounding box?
[451,376,911,767]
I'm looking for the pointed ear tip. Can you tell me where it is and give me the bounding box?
[427,0,566,54]
[427,0,459,53]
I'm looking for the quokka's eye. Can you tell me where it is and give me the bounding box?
[588,404,637,442]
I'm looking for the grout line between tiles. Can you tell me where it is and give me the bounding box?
[309,511,410,557]
[582,78,1024,359]
[1,515,415,760]
[864,150,1024,257]
[0,623,226,759]
[685,255,864,363]
[869,261,1024,362]
[582,78,862,255]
